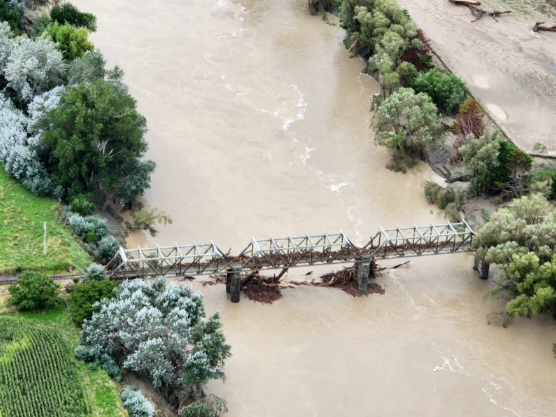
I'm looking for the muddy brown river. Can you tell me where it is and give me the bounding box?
[74,0,556,415]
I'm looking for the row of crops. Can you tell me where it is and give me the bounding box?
[0,317,90,417]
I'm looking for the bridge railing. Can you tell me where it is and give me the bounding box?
[106,221,474,278]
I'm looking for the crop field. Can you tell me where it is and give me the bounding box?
[0,168,90,275]
[0,316,90,417]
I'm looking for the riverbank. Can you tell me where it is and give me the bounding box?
[397,0,556,151]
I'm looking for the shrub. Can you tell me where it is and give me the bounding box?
[83,263,107,281]
[44,22,94,60]
[31,9,52,37]
[67,49,106,84]
[94,235,119,264]
[70,194,95,215]
[69,277,116,324]
[50,2,97,32]
[8,271,60,311]
[67,212,108,241]
[400,28,433,72]
[178,395,227,417]
[121,386,155,417]
[549,175,556,201]
[453,98,485,156]
[411,68,469,115]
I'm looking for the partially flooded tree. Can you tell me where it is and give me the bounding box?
[473,194,556,318]
[374,87,444,171]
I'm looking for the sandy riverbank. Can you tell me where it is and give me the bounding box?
[397,0,556,151]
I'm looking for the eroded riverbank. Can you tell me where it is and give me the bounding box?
[73,0,556,415]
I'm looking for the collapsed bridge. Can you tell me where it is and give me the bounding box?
[106,221,475,301]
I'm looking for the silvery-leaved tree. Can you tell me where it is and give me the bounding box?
[75,278,231,414]
[2,29,65,103]
[0,93,52,195]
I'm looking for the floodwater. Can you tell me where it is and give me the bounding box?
[74,0,556,415]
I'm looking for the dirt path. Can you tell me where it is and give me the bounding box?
[398,0,556,151]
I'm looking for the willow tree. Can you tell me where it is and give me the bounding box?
[374,87,443,171]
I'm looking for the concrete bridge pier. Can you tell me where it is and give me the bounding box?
[353,258,371,291]
[227,268,242,303]
[479,261,490,280]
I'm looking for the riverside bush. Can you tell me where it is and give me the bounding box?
[121,386,155,417]
[50,2,97,32]
[411,68,469,115]
[83,263,107,280]
[94,235,119,264]
[0,0,23,35]
[69,277,117,324]
[44,22,94,60]
[8,271,60,311]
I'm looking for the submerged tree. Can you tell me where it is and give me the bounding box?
[374,87,443,171]
[75,278,231,414]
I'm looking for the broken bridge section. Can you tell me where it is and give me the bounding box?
[106,220,474,279]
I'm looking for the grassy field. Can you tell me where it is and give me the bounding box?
[0,168,90,275]
[0,289,127,417]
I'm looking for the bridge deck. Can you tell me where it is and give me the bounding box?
[106,221,474,278]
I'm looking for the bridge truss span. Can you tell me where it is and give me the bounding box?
[106,221,474,278]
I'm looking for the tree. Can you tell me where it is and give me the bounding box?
[411,68,469,115]
[0,93,52,195]
[42,77,152,205]
[69,278,117,325]
[44,22,94,60]
[472,194,556,318]
[374,87,443,169]
[452,98,485,156]
[75,278,231,413]
[396,61,417,86]
[0,0,23,36]
[460,130,502,195]
[8,272,60,311]
[50,2,97,32]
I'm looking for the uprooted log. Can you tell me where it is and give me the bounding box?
[449,0,511,22]
[449,0,481,5]
[532,22,556,32]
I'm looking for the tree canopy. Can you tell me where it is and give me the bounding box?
[44,22,94,61]
[473,194,556,318]
[8,272,60,311]
[42,77,153,205]
[374,87,443,170]
[75,278,231,413]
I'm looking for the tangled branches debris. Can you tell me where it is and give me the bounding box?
[532,22,556,33]
[318,267,385,297]
[449,0,511,22]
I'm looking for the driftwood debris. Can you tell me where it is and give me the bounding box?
[532,22,556,33]
[348,38,360,53]
[449,0,481,5]
[449,0,511,22]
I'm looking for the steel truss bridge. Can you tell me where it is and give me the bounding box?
[106,221,474,279]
